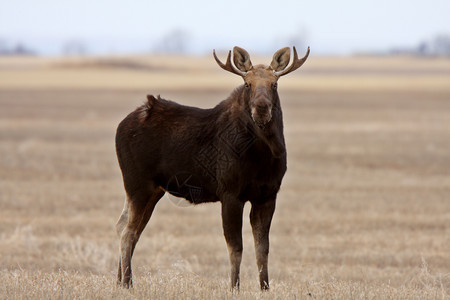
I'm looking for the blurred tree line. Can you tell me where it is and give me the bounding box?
[390,34,450,56]
[1,32,449,56]
[0,40,36,55]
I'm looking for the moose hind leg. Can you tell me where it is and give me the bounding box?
[118,188,164,288]
[221,199,244,290]
[250,199,276,290]
[116,199,129,285]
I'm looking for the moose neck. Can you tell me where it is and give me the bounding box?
[235,85,286,158]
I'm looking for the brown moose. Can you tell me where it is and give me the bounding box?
[115,46,310,290]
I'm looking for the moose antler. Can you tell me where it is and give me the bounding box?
[274,46,310,77]
[213,49,247,77]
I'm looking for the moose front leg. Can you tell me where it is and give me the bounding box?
[221,198,244,290]
[250,199,276,290]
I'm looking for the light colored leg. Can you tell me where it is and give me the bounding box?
[117,189,164,288]
[116,199,129,285]
[250,199,276,290]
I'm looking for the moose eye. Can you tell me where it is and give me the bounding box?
[244,82,250,88]
[272,83,278,89]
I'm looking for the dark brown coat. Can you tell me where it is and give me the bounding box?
[115,46,310,290]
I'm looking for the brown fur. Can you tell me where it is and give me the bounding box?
[115,46,309,290]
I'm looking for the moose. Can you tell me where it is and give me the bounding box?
[115,46,310,290]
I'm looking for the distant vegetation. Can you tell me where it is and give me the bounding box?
[0,40,36,55]
[389,33,450,56]
[1,33,449,56]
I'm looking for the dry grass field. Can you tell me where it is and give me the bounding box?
[0,53,449,299]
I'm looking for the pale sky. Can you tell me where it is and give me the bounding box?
[0,0,449,55]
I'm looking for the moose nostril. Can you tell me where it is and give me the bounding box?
[256,103,271,112]
[257,107,267,114]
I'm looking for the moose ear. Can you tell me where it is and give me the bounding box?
[270,47,291,71]
[233,46,252,72]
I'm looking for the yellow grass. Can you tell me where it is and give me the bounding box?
[0,54,449,299]
[1,54,449,91]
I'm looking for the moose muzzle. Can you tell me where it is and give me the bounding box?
[251,98,272,127]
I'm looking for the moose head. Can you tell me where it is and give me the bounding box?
[213,46,310,128]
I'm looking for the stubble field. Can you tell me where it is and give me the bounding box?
[0,53,449,299]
